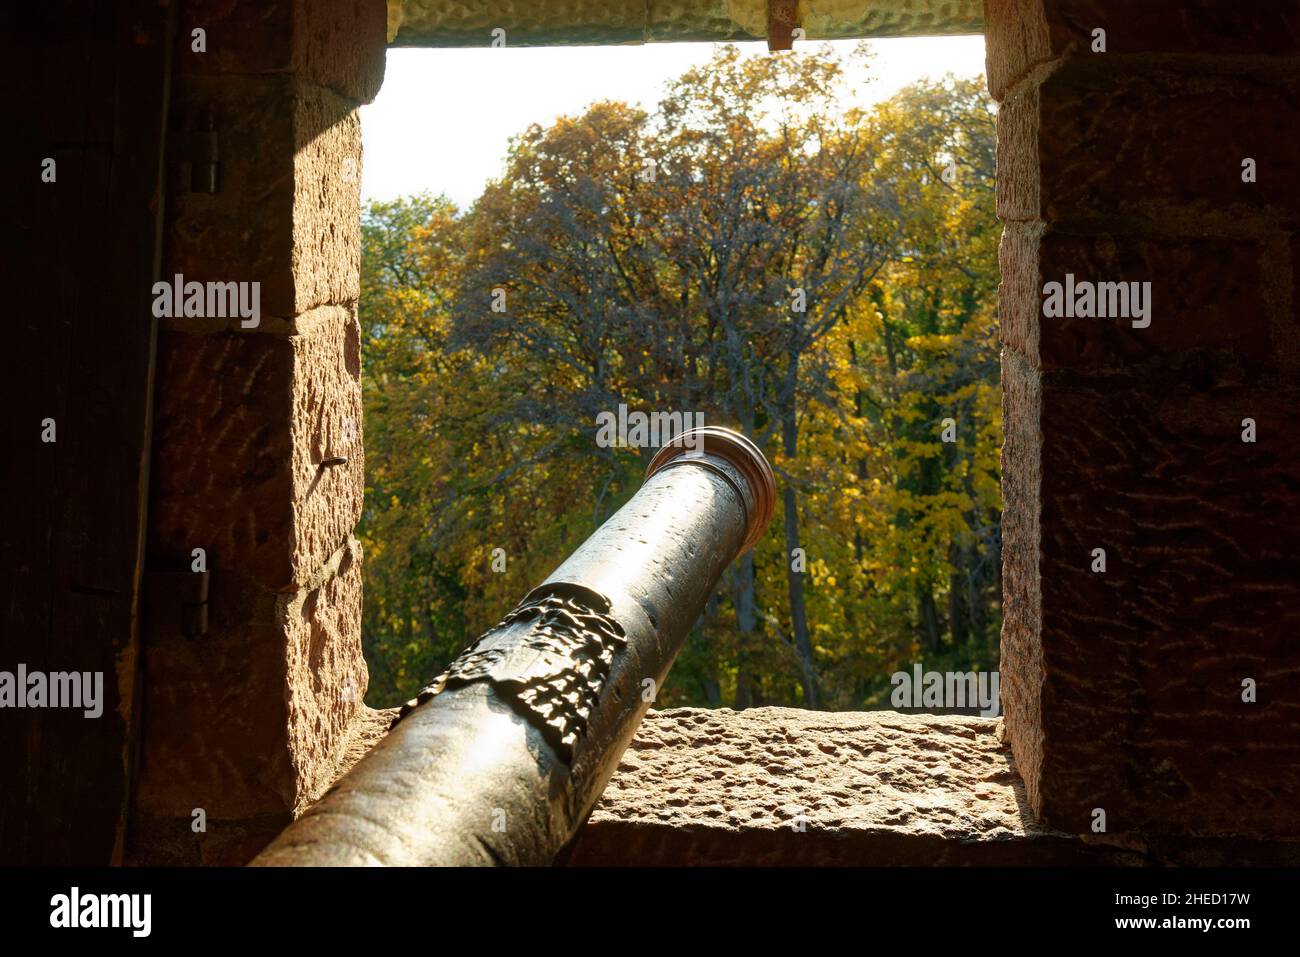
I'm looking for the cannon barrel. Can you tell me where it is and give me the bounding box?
[253,427,775,866]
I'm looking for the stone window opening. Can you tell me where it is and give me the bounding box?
[343,20,1013,868]
[9,0,1297,868]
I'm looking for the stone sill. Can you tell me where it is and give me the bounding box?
[322,704,1300,866]
[564,708,1300,866]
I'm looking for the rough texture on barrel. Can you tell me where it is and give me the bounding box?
[253,428,775,865]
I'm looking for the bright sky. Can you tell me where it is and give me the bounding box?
[360,36,986,208]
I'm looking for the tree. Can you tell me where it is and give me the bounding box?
[356,49,1002,712]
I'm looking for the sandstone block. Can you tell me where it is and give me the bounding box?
[999,223,1279,378]
[995,84,1040,223]
[566,708,1142,865]
[165,76,361,322]
[1013,67,1300,225]
[998,350,1044,813]
[985,0,1300,101]
[1003,361,1300,837]
[177,0,387,104]
[134,538,366,823]
[125,811,291,867]
[148,304,363,592]
[286,540,369,810]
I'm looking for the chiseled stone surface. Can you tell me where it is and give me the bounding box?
[133,539,366,823]
[567,707,1141,865]
[989,0,1300,843]
[126,709,392,867]
[983,0,1300,101]
[148,305,363,593]
[177,0,388,104]
[1033,67,1300,225]
[387,0,982,46]
[997,351,1043,816]
[285,539,369,813]
[129,542,373,865]
[1000,226,1279,377]
[290,305,366,589]
[1033,377,1300,839]
[165,75,361,322]
[326,705,402,789]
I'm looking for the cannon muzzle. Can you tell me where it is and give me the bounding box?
[253,426,775,866]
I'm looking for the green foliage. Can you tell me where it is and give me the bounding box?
[357,47,1001,711]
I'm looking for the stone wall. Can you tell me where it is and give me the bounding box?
[127,0,388,865]
[987,0,1300,840]
[119,0,1300,865]
[567,708,1300,865]
[566,708,1134,865]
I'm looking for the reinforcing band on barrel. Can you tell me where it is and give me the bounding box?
[392,582,627,765]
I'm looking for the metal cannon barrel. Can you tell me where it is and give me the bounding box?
[253,426,775,866]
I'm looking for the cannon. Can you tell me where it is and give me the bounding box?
[253,426,775,866]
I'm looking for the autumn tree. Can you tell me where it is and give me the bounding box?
[356,48,1001,712]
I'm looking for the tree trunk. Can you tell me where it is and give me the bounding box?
[783,480,819,709]
[948,556,968,647]
[692,595,723,705]
[919,586,942,656]
[732,551,758,710]
[774,395,816,702]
